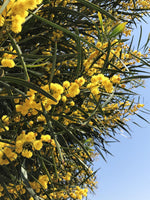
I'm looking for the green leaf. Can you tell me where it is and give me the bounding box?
[75,28,82,78]
[49,41,57,85]
[108,22,127,38]
[137,25,142,50]
[8,33,30,82]
[31,12,102,52]
[101,40,111,73]
[135,113,150,124]
[0,76,57,102]
[143,33,150,51]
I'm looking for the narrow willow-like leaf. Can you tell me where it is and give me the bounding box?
[8,33,30,82]
[98,11,104,33]
[115,119,131,135]
[108,22,127,38]
[41,102,64,164]
[143,33,150,51]
[101,40,111,73]
[123,75,150,80]
[135,113,150,124]
[82,97,103,126]
[128,35,134,53]
[137,25,142,50]
[49,41,57,85]
[80,169,99,185]
[75,28,82,77]
[39,152,58,185]
[102,86,116,108]
[0,76,57,102]
[31,12,102,52]
[0,80,27,97]
[73,154,89,171]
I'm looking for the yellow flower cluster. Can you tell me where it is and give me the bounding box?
[121,0,150,10]
[16,89,38,116]
[16,83,64,116]
[70,186,88,200]
[1,58,15,68]
[15,131,52,158]
[0,115,9,133]
[87,73,114,94]
[51,30,64,41]
[65,76,85,98]
[0,142,17,165]
[1,47,17,68]
[110,75,121,84]
[0,0,148,199]
[67,82,80,97]
[63,172,72,181]
[0,0,42,33]
[30,175,49,193]
[42,83,64,105]
[7,183,26,198]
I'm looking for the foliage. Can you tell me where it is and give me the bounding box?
[0,0,150,199]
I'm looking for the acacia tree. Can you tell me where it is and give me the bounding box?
[0,0,150,199]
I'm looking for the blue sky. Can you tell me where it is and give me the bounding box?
[88,18,150,200]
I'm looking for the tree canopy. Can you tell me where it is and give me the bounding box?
[0,0,150,199]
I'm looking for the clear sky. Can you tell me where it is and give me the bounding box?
[88,18,150,200]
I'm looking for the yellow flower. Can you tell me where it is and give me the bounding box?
[91,86,99,95]
[63,80,70,88]
[25,132,36,142]
[38,175,49,189]
[137,103,144,108]
[25,0,37,10]
[70,101,75,106]
[37,115,46,122]
[15,140,24,153]
[50,83,64,94]
[1,115,9,125]
[64,172,72,181]
[68,82,80,97]
[11,15,25,24]
[75,76,85,86]
[11,21,22,33]
[70,192,76,198]
[41,135,51,142]
[22,149,33,158]
[51,139,56,147]
[33,140,43,150]
[62,95,67,103]
[111,75,121,84]
[36,0,43,4]
[1,58,15,68]
[3,147,17,162]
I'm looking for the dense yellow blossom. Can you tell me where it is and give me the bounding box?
[67,82,80,97]
[1,58,15,68]
[0,0,148,199]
